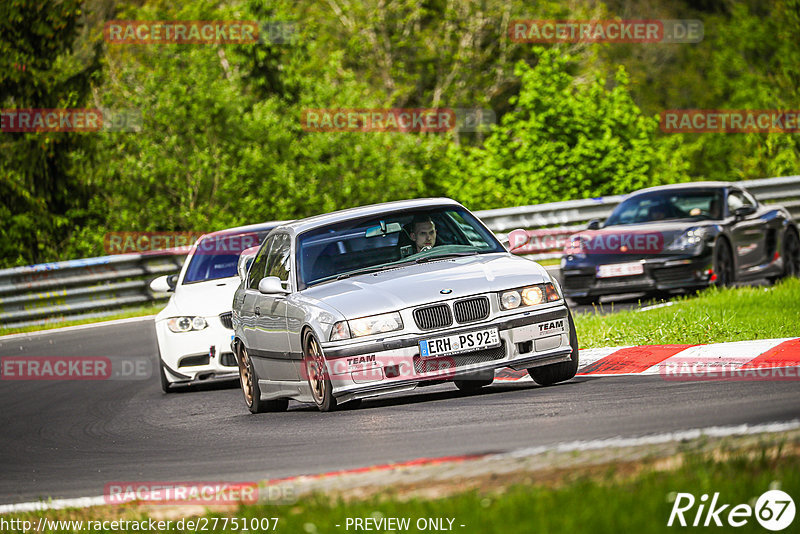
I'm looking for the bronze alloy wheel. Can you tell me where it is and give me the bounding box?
[239,345,254,408]
[237,344,289,414]
[304,332,337,412]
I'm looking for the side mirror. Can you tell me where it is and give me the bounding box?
[587,219,602,230]
[150,274,178,293]
[258,276,290,295]
[733,205,756,218]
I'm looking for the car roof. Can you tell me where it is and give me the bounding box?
[631,181,736,195]
[200,221,287,240]
[271,198,464,237]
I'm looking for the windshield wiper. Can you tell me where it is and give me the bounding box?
[335,265,395,280]
[415,251,478,264]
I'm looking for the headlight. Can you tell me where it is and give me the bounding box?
[166,316,208,333]
[500,282,561,310]
[666,228,707,254]
[330,312,403,341]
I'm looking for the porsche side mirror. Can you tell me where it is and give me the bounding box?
[587,219,602,230]
[733,205,756,218]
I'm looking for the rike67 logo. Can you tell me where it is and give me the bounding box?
[668,489,795,530]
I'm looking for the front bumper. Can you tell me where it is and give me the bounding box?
[154,316,239,385]
[321,304,574,402]
[561,253,714,298]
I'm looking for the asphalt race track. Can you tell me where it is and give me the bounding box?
[1,317,799,506]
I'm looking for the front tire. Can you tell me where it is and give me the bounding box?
[714,238,734,287]
[239,345,288,414]
[571,296,599,306]
[781,229,800,279]
[303,331,338,412]
[528,311,580,386]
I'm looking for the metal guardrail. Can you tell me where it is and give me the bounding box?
[2,176,799,329]
[0,253,186,329]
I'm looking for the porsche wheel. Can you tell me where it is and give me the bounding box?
[239,345,288,414]
[528,311,580,386]
[304,331,338,412]
[714,238,734,287]
[571,296,599,306]
[783,229,800,279]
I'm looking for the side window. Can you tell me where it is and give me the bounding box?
[248,238,273,290]
[727,190,753,213]
[266,234,291,282]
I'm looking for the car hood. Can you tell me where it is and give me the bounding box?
[301,253,550,319]
[569,221,702,254]
[157,277,241,319]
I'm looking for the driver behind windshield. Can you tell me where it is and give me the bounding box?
[409,216,437,252]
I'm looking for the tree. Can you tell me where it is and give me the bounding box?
[440,48,689,210]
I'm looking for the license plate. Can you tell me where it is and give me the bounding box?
[419,327,500,358]
[596,262,644,278]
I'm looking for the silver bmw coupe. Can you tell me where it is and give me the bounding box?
[231,198,579,412]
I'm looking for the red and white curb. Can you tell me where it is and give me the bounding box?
[495,337,800,381]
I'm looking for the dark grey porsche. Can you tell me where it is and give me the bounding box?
[561,182,800,304]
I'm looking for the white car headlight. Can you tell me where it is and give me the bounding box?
[666,228,707,254]
[331,312,403,341]
[166,316,208,333]
[500,282,561,310]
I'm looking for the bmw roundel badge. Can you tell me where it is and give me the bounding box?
[440,288,453,294]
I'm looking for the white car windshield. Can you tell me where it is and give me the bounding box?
[297,207,504,289]
[183,230,271,284]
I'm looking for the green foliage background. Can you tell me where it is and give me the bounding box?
[2,0,799,267]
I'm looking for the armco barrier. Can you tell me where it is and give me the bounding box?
[1,176,799,329]
[0,253,186,329]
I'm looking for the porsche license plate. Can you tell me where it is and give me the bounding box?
[419,327,500,358]
[596,262,644,278]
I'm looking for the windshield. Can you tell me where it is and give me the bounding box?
[604,189,724,226]
[183,229,272,284]
[297,207,504,289]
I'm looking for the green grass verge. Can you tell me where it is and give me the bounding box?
[0,304,165,337]
[5,442,798,533]
[574,278,800,348]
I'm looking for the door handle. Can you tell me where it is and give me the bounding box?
[255,306,261,316]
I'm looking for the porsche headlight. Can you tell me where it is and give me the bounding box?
[500,282,561,310]
[666,228,707,254]
[330,312,403,341]
[166,316,208,333]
